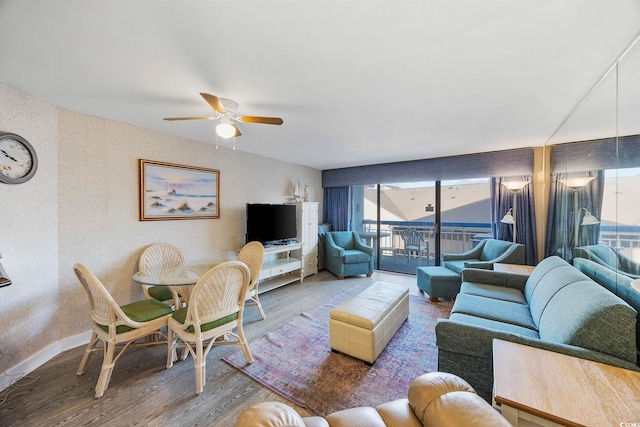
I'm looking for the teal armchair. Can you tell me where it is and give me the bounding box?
[443,239,525,274]
[573,244,640,279]
[325,231,374,279]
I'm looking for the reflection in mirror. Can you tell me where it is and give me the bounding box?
[545,33,640,266]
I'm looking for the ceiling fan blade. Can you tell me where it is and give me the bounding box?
[232,124,242,137]
[200,93,227,114]
[239,116,284,125]
[163,116,216,121]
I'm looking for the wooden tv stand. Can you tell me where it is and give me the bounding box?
[258,242,303,293]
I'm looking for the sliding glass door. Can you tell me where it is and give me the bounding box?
[352,182,436,274]
[440,178,492,255]
[352,177,492,275]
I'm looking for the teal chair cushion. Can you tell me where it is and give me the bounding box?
[98,299,172,334]
[343,249,370,264]
[171,307,238,333]
[148,285,174,302]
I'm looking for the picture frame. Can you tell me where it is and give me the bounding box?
[139,159,220,221]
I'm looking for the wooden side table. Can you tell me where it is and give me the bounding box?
[492,339,640,427]
[494,263,535,275]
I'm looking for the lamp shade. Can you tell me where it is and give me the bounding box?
[581,210,600,225]
[501,181,529,191]
[500,208,514,224]
[559,176,595,189]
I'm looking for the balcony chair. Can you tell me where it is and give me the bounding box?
[401,228,429,266]
[74,263,172,398]
[138,243,185,305]
[166,261,253,395]
[324,231,374,279]
[237,241,266,320]
[573,244,640,279]
[442,238,525,274]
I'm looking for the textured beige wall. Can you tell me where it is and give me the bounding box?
[0,83,59,367]
[0,82,322,375]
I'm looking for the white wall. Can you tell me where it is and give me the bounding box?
[0,82,322,384]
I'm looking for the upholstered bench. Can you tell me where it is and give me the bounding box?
[329,281,409,364]
[417,266,461,302]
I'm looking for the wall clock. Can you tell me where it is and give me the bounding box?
[0,132,38,184]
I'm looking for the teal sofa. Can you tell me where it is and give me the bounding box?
[324,231,374,279]
[574,256,640,362]
[442,238,525,274]
[574,244,640,278]
[435,256,639,402]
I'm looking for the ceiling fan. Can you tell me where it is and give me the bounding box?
[164,93,283,139]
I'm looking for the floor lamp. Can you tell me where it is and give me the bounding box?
[559,177,599,247]
[500,181,530,243]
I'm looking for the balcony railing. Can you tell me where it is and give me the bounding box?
[361,220,493,261]
[361,221,640,263]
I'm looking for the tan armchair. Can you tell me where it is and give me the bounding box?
[235,372,511,427]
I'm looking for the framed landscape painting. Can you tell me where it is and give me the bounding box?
[139,159,220,221]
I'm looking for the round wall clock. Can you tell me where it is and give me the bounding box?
[0,132,38,184]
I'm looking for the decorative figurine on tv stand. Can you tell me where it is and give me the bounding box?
[304,185,309,202]
[293,180,304,201]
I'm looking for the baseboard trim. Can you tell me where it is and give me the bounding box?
[0,330,91,391]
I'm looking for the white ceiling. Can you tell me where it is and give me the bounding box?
[0,1,639,170]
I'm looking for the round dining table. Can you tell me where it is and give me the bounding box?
[132,261,223,306]
[132,261,223,286]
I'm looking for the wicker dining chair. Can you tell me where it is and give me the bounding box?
[74,263,173,398]
[237,241,266,320]
[138,243,185,305]
[166,261,254,395]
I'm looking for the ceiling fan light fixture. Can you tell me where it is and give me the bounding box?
[216,120,236,139]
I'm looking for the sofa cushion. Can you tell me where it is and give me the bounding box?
[375,399,422,427]
[407,371,512,427]
[574,257,640,361]
[523,256,591,327]
[444,260,476,274]
[234,401,311,427]
[342,249,370,264]
[538,280,638,363]
[522,256,569,301]
[325,407,387,427]
[574,257,640,313]
[460,282,527,304]
[451,294,538,331]
[448,313,540,338]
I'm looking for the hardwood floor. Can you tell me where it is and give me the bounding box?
[0,270,423,427]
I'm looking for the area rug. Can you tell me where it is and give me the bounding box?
[223,285,454,416]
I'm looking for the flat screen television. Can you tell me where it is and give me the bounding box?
[246,203,297,245]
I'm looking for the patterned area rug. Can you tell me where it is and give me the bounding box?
[223,285,453,416]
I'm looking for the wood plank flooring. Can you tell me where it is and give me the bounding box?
[0,270,423,427]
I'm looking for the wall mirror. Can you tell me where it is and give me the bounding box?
[545,33,640,266]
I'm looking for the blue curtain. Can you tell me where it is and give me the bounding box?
[490,175,538,265]
[323,186,351,231]
[545,171,604,262]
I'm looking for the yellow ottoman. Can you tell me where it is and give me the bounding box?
[329,282,409,364]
